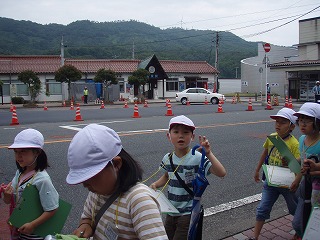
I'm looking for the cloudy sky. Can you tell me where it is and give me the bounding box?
[1,0,319,46]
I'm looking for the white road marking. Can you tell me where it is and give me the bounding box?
[59,120,134,131]
[204,193,262,217]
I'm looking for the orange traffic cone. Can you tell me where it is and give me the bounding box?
[123,100,129,108]
[43,102,48,111]
[144,100,149,107]
[216,103,225,113]
[284,96,289,107]
[100,100,105,109]
[265,98,274,110]
[231,96,236,104]
[186,98,190,106]
[70,101,74,110]
[74,104,84,121]
[204,96,208,105]
[288,96,293,109]
[246,98,254,111]
[62,100,66,107]
[165,102,174,116]
[132,104,141,118]
[10,106,19,125]
[10,102,13,112]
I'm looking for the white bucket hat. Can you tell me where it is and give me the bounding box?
[66,124,122,185]
[8,128,44,149]
[169,115,195,130]
[270,108,297,124]
[293,102,320,120]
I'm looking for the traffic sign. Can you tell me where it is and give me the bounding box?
[263,43,271,52]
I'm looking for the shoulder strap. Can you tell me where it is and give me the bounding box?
[94,191,120,231]
[169,153,194,197]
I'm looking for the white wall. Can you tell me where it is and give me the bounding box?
[218,79,241,94]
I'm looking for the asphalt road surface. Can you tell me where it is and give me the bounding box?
[0,102,301,239]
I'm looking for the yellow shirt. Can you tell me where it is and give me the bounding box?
[263,133,299,166]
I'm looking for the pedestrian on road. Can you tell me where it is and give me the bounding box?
[66,124,168,239]
[83,86,89,104]
[2,128,59,240]
[266,83,271,101]
[150,115,226,240]
[292,102,320,239]
[251,108,301,240]
[312,81,320,103]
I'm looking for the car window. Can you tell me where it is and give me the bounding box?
[187,89,197,93]
[197,89,207,94]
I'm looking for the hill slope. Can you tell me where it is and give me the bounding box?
[0,18,258,78]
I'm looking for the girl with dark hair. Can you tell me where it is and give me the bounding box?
[2,128,59,240]
[66,124,168,239]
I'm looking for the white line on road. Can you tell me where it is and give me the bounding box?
[204,193,262,217]
[59,120,135,131]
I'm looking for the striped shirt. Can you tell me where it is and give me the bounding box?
[160,151,212,216]
[81,183,168,240]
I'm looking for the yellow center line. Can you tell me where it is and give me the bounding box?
[0,120,272,148]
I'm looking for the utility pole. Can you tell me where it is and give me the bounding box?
[215,32,219,92]
[132,39,135,59]
[60,36,65,67]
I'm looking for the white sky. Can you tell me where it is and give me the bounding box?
[1,0,319,47]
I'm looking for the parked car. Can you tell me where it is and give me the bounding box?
[176,88,225,105]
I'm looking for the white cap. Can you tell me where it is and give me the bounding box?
[66,124,122,185]
[294,102,320,120]
[270,108,297,124]
[316,81,320,84]
[8,129,44,149]
[169,115,195,130]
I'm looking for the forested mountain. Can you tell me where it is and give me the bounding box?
[0,17,258,78]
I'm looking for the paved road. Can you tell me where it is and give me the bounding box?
[0,101,302,239]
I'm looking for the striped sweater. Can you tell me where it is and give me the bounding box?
[81,183,168,240]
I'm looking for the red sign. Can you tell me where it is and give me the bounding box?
[263,43,271,52]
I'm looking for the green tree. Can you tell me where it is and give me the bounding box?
[17,70,41,103]
[94,69,117,101]
[128,68,150,97]
[54,65,82,100]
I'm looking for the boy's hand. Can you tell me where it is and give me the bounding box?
[254,171,260,183]
[150,183,157,190]
[281,158,288,167]
[199,135,211,154]
[18,222,35,235]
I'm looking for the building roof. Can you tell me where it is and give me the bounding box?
[269,59,320,68]
[0,55,218,75]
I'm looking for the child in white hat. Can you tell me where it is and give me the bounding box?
[292,102,320,239]
[150,115,226,240]
[2,128,59,240]
[250,108,300,240]
[66,124,168,239]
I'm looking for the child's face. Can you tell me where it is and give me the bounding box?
[274,117,294,137]
[13,148,38,168]
[168,124,194,151]
[298,115,315,135]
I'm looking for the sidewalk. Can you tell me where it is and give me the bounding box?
[222,215,296,240]
[0,198,297,240]
[0,202,11,240]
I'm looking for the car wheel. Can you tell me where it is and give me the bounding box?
[211,97,219,104]
[181,98,187,105]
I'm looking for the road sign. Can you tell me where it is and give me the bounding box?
[263,43,271,52]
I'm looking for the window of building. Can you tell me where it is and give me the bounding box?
[166,78,179,91]
[16,84,28,96]
[46,80,62,95]
[0,81,10,96]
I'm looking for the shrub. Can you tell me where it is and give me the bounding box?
[11,97,25,104]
